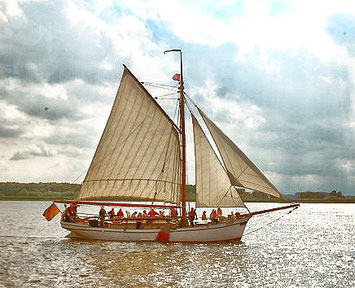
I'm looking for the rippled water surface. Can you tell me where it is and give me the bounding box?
[0,202,354,287]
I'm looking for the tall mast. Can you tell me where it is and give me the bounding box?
[164,49,187,227]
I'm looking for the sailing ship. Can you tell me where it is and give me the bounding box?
[49,50,298,242]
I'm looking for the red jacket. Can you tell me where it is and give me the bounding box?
[189,209,196,218]
[148,210,158,218]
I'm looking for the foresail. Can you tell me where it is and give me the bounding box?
[192,115,245,208]
[198,108,285,200]
[78,66,181,204]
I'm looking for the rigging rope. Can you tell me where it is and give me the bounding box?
[154,92,179,99]
[142,82,178,91]
[71,168,88,184]
[243,206,299,236]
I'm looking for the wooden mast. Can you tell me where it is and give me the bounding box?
[164,49,187,226]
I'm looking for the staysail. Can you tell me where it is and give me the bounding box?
[78,66,181,204]
[192,115,245,207]
[198,108,285,200]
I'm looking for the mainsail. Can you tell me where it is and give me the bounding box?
[78,66,181,204]
[192,115,245,207]
[198,108,285,200]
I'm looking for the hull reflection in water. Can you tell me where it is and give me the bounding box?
[61,218,249,243]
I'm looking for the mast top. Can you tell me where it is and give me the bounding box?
[164,49,187,227]
[164,49,182,53]
[164,49,184,85]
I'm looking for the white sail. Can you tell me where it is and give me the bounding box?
[78,66,181,204]
[192,115,245,207]
[198,108,285,200]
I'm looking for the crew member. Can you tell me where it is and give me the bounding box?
[108,208,115,219]
[210,209,218,223]
[62,204,72,222]
[189,208,197,226]
[170,207,178,219]
[117,208,124,218]
[68,203,76,217]
[202,211,207,220]
[148,208,158,218]
[99,206,106,227]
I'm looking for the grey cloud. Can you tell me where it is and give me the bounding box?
[45,129,99,149]
[0,86,80,121]
[0,125,23,138]
[10,144,54,160]
[182,42,354,193]
[0,0,119,85]
[245,116,355,178]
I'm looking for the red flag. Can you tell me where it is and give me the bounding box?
[172,73,180,81]
[43,203,60,221]
[155,225,170,243]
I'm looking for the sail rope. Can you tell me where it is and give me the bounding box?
[185,95,196,116]
[141,81,178,90]
[243,206,299,236]
[154,92,179,99]
[184,92,198,110]
[71,168,88,184]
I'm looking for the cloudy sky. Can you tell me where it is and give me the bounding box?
[1,0,354,195]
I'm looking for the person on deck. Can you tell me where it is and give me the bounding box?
[62,204,72,222]
[143,210,148,218]
[99,206,106,227]
[189,208,197,226]
[68,203,77,217]
[131,211,137,218]
[148,208,159,218]
[217,207,222,217]
[170,207,178,219]
[228,212,236,221]
[202,211,207,220]
[136,212,143,229]
[210,209,218,223]
[108,208,115,219]
[117,208,124,218]
[126,211,131,218]
[159,210,165,218]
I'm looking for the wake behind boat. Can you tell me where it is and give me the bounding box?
[44,49,299,243]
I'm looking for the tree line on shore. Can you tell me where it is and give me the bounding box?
[0,182,80,199]
[297,190,345,199]
[0,182,353,202]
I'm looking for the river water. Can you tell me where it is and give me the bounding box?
[0,201,353,287]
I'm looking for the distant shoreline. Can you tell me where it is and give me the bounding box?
[1,182,354,203]
[1,196,354,203]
